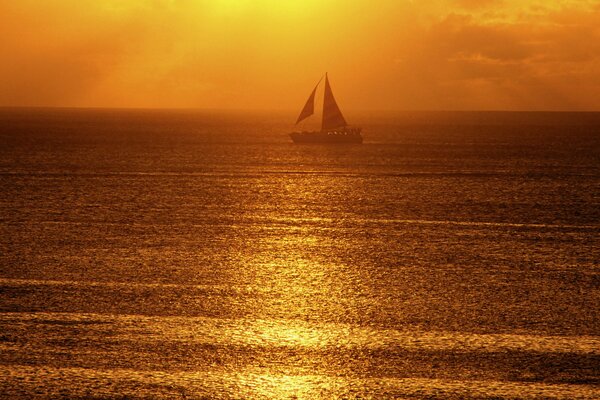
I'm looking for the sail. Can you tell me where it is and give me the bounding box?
[295,82,319,124]
[321,74,347,131]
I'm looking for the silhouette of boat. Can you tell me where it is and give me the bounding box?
[290,74,362,144]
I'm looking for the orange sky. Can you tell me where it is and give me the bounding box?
[1,0,600,110]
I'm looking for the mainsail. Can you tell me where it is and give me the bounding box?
[321,74,347,131]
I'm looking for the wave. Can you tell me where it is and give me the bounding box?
[1,311,598,355]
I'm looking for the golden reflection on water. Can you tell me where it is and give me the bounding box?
[2,365,598,399]
[237,225,367,320]
[228,174,368,396]
[241,374,335,400]
[2,112,600,399]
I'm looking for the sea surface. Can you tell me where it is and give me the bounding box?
[0,108,599,399]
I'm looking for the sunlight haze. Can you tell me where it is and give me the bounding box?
[2,0,600,110]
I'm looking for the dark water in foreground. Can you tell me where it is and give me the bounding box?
[0,109,599,399]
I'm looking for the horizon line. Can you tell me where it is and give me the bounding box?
[2,106,600,114]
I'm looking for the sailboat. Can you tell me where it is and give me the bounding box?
[290,74,362,144]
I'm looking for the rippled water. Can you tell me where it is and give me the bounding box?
[0,109,599,399]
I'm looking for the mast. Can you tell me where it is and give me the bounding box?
[321,73,347,131]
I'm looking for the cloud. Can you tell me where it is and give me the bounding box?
[384,1,600,110]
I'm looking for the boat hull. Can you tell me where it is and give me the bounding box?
[290,129,363,144]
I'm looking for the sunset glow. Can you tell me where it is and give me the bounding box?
[2,0,600,110]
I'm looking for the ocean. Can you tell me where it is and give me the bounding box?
[0,108,598,399]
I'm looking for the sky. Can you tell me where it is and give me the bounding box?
[1,0,600,111]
